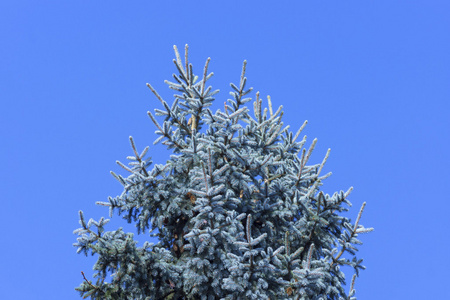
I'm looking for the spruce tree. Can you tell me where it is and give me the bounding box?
[74,45,373,300]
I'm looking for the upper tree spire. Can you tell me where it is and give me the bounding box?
[74,45,373,300]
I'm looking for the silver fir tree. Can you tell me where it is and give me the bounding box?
[74,45,373,300]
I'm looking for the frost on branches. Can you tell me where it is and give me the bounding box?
[73,45,373,300]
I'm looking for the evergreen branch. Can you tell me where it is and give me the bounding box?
[185,44,189,83]
[147,110,164,132]
[207,148,213,182]
[240,60,247,90]
[316,148,331,177]
[116,160,133,173]
[147,111,185,149]
[353,202,367,232]
[146,83,165,104]
[245,214,255,272]
[254,91,262,123]
[246,214,252,244]
[153,83,192,135]
[267,95,273,117]
[345,186,354,199]
[306,243,315,270]
[110,171,126,186]
[128,136,139,158]
[293,120,308,143]
[295,148,306,186]
[201,57,211,95]
[188,63,194,87]
[254,153,273,170]
[173,45,187,81]
[81,271,98,290]
[331,202,368,267]
[128,136,149,177]
[264,173,284,184]
[201,161,209,192]
[318,171,332,181]
[304,138,317,166]
[224,101,229,115]
[350,273,357,294]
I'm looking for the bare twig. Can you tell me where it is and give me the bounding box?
[81,271,97,289]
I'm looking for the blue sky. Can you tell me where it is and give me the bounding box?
[1,1,449,299]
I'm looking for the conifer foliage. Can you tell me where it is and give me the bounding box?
[74,45,373,300]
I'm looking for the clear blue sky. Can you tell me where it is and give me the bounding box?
[1,1,449,299]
